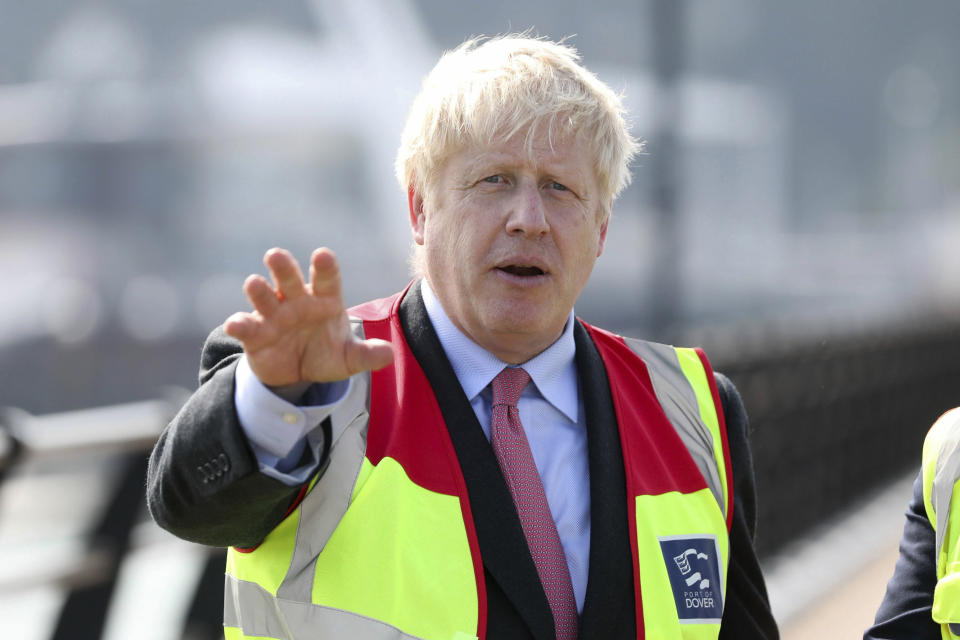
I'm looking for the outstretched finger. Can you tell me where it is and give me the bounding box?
[223,311,262,343]
[264,248,307,301]
[309,247,342,298]
[243,274,280,317]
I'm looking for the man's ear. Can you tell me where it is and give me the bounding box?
[408,187,426,245]
[596,215,609,258]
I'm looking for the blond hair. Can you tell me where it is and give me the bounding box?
[395,34,640,218]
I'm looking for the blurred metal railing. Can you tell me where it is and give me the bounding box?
[704,314,960,557]
[1,400,175,471]
[0,394,225,640]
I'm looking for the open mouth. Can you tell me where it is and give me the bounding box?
[498,265,546,277]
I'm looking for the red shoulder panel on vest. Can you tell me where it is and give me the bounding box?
[581,322,710,497]
[347,285,408,321]
[360,287,464,497]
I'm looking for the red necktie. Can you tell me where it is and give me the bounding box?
[490,367,578,639]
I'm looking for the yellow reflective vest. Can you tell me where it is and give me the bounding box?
[224,289,734,640]
[922,407,960,638]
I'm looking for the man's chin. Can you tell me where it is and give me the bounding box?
[480,308,565,351]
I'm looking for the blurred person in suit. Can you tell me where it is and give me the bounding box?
[867,407,960,639]
[147,34,778,639]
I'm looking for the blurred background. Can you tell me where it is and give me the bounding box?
[2,0,960,637]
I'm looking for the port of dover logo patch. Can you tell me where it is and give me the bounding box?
[658,535,724,623]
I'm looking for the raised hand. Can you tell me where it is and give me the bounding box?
[223,247,394,387]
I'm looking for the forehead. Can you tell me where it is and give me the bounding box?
[452,128,594,177]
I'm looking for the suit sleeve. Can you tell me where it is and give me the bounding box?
[715,372,781,639]
[146,326,307,548]
[863,471,939,640]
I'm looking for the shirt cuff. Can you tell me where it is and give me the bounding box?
[234,355,351,460]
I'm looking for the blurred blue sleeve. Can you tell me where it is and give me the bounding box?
[864,471,939,640]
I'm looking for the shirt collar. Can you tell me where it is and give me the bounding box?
[420,279,579,422]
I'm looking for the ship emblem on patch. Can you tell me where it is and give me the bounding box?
[658,535,724,622]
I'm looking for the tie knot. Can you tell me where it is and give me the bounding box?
[491,367,530,408]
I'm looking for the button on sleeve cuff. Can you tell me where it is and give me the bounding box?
[234,355,351,459]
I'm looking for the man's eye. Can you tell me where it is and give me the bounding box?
[551,181,569,191]
[482,175,503,184]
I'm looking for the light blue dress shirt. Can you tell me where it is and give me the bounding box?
[234,280,592,611]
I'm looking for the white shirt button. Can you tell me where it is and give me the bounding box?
[282,412,299,425]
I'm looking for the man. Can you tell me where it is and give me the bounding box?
[866,407,960,639]
[148,35,778,639]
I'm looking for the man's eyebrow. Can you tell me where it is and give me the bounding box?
[460,155,512,178]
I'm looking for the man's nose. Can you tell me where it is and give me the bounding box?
[505,183,550,237]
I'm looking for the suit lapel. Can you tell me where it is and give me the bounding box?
[399,282,555,640]
[574,322,637,638]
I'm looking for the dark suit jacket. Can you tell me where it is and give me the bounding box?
[864,471,940,640]
[147,283,779,639]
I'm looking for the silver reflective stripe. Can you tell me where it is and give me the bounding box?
[621,338,725,516]
[279,598,427,639]
[277,318,374,603]
[933,417,960,564]
[226,574,427,640]
[225,574,293,639]
[224,572,240,627]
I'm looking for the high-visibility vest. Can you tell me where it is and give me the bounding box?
[922,407,960,639]
[223,290,734,640]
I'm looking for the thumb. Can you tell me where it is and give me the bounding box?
[345,338,395,375]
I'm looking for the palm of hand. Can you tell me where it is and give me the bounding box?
[224,248,393,388]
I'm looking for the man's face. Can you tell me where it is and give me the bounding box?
[410,129,608,363]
